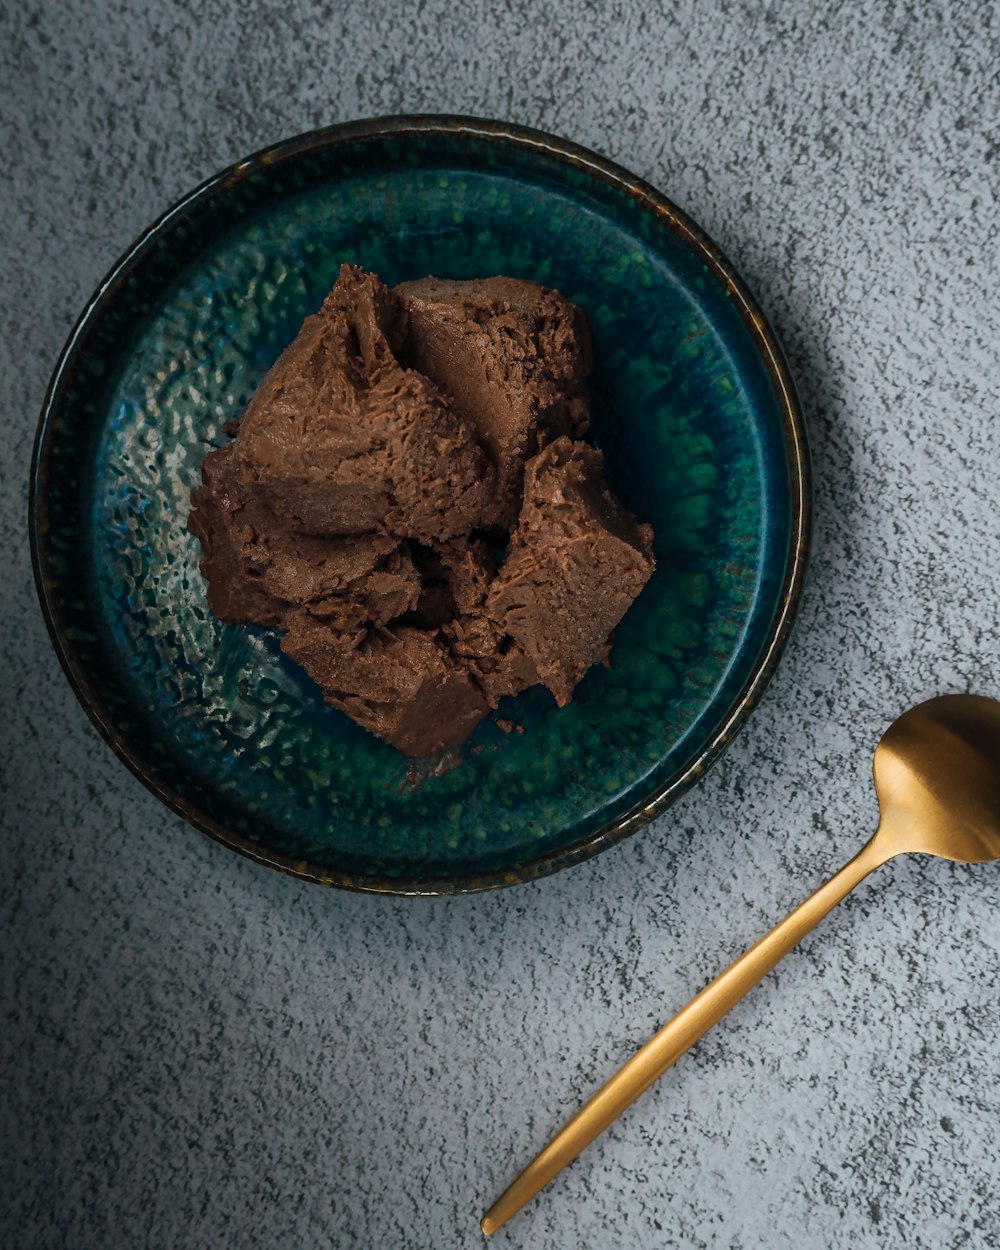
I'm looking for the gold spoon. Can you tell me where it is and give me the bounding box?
[482,693,1000,1235]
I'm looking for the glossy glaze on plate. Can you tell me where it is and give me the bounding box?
[31,116,809,893]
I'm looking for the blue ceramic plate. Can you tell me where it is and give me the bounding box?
[31,117,808,894]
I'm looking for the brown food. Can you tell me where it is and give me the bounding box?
[189,264,654,756]
[396,275,592,529]
[485,437,655,706]
[280,615,488,758]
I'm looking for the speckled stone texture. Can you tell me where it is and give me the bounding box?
[3,2,1000,1247]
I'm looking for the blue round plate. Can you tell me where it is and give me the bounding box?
[31,117,809,894]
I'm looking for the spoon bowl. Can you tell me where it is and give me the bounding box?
[483,693,1000,1234]
[873,693,1000,863]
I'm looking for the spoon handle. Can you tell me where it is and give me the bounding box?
[481,834,892,1235]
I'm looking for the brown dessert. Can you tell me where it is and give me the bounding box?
[189,264,654,756]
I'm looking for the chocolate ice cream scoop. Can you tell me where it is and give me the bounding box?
[188,442,420,630]
[188,265,654,757]
[231,266,497,543]
[397,275,592,530]
[280,615,489,758]
[486,437,655,706]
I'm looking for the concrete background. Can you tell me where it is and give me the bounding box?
[3,2,999,1247]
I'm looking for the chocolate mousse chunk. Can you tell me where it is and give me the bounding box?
[444,611,540,709]
[280,615,488,757]
[189,446,420,630]
[396,275,592,529]
[230,266,496,543]
[189,265,655,757]
[486,437,655,706]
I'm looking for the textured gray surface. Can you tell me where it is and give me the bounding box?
[3,1,1000,1247]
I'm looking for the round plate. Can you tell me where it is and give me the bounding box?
[31,116,809,894]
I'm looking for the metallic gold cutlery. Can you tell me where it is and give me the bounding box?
[482,694,1000,1234]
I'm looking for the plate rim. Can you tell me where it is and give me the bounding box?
[30,113,810,896]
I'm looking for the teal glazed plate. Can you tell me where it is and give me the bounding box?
[31,117,809,894]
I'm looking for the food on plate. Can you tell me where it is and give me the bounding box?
[189,265,654,755]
